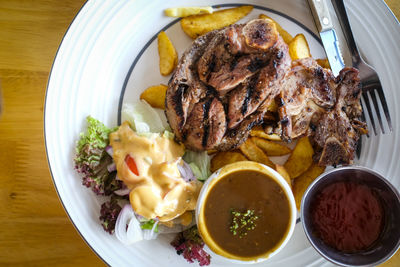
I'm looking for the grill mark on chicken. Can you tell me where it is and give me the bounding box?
[172,84,187,127]
[247,56,265,72]
[229,55,240,71]
[208,54,217,78]
[201,98,213,148]
[241,73,258,115]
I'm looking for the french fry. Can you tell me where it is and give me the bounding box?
[259,14,293,44]
[289,33,311,60]
[251,137,291,156]
[316,58,331,69]
[180,6,253,39]
[164,6,213,17]
[292,163,326,209]
[210,151,247,172]
[158,31,178,76]
[239,139,274,168]
[284,136,314,178]
[250,126,281,141]
[275,164,291,187]
[140,84,168,109]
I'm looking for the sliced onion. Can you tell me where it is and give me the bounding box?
[115,204,143,245]
[105,145,113,156]
[135,213,146,222]
[177,161,196,182]
[114,187,130,196]
[143,220,159,240]
[107,162,116,172]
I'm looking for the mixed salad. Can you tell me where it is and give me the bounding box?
[74,100,211,266]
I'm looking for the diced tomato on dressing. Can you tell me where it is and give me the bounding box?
[125,155,139,176]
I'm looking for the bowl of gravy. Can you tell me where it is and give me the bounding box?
[196,161,296,263]
[301,166,400,266]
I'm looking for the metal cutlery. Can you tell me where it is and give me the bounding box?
[309,0,393,135]
[331,0,392,135]
[307,0,345,76]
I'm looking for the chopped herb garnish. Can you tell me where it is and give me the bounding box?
[230,209,258,238]
[140,219,159,232]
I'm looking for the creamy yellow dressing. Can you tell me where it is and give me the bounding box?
[110,122,200,222]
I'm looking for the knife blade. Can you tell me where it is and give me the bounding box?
[307,0,345,76]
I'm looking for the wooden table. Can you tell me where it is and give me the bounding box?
[0,0,399,265]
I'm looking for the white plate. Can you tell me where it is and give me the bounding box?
[44,0,400,266]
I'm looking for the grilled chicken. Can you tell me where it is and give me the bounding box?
[278,58,366,165]
[165,31,217,141]
[165,19,366,166]
[278,58,336,141]
[166,19,288,151]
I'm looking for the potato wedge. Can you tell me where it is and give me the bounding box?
[292,163,325,209]
[275,164,291,187]
[158,31,178,76]
[210,151,247,172]
[140,84,168,109]
[284,136,314,178]
[250,126,281,141]
[165,6,213,17]
[251,137,291,156]
[259,14,293,44]
[289,33,311,60]
[180,5,253,39]
[316,58,331,69]
[239,139,274,168]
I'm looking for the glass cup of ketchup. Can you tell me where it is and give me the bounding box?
[301,166,400,266]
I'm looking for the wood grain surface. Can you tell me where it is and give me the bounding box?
[0,0,398,266]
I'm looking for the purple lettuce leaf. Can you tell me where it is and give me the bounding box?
[171,225,211,266]
[74,116,122,195]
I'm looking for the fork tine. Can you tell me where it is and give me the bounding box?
[362,91,377,135]
[376,88,393,132]
[369,89,385,134]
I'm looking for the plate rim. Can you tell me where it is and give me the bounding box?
[42,0,109,264]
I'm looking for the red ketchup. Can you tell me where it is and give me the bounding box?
[311,181,384,253]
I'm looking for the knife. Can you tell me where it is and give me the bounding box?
[307,0,345,76]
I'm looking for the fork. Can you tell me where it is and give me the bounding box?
[331,0,393,135]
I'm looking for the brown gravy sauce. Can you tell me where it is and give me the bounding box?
[204,170,291,257]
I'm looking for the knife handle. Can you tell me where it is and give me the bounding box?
[307,0,334,32]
